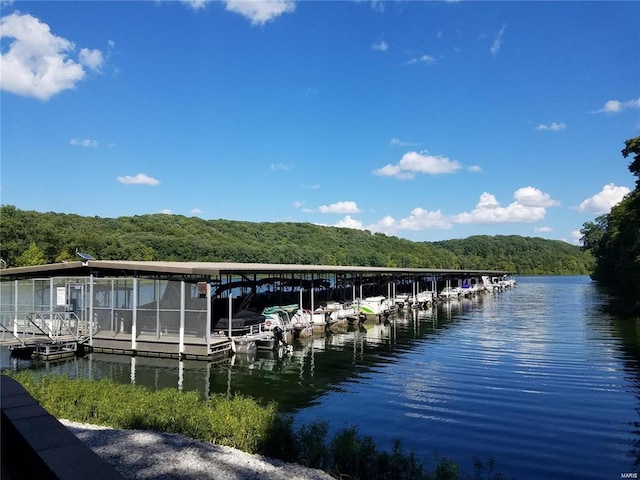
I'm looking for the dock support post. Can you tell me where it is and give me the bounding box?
[311,276,315,313]
[89,274,94,345]
[13,280,18,337]
[179,280,185,356]
[49,278,54,331]
[132,278,138,351]
[205,280,211,347]
[228,294,232,339]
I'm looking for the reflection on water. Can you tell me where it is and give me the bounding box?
[2,276,640,479]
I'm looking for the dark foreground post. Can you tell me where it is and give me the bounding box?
[1,375,124,480]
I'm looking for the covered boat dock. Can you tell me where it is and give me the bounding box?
[0,260,512,360]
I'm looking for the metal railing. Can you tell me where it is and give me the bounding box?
[0,311,90,346]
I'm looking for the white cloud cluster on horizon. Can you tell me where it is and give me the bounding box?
[117,173,160,186]
[318,201,361,214]
[576,183,630,214]
[593,97,640,114]
[0,12,104,100]
[308,186,560,235]
[224,0,296,25]
[374,151,462,179]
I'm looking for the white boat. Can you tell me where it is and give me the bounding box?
[318,301,358,325]
[230,335,257,354]
[262,304,313,339]
[394,293,410,309]
[358,296,392,320]
[413,290,435,308]
[439,287,461,300]
[460,283,480,296]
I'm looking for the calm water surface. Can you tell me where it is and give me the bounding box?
[3,275,639,479]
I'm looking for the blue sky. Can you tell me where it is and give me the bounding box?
[1,1,639,244]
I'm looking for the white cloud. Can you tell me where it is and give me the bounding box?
[318,201,361,214]
[390,137,420,147]
[406,54,436,66]
[373,163,414,180]
[70,138,98,147]
[467,165,483,173]
[225,0,295,26]
[270,162,291,172]
[293,201,304,208]
[370,215,400,232]
[594,97,640,114]
[576,183,631,214]
[570,230,582,244]
[321,186,560,237]
[159,209,173,214]
[490,24,506,56]
[0,12,103,100]
[334,215,365,230]
[398,208,452,230]
[454,190,552,224]
[190,208,203,214]
[117,173,160,186]
[536,121,566,131]
[78,48,104,72]
[373,151,462,179]
[180,0,209,10]
[513,186,560,207]
[372,40,388,52]
[369,0,385,12]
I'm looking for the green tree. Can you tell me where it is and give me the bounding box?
[587,135,640,315]
[622,135,640,185]
[579,215,608,255]
[16,242,46,266]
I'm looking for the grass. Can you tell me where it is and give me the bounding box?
[4,371,505,480]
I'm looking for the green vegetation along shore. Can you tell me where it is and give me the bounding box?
[5,371,479,480]
[1,205,593,275]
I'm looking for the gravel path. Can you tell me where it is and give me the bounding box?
[61,420,335,480]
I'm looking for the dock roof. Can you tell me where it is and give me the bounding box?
[0,260,511,280]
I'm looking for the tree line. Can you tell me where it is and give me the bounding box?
[0,205,594,275]
[580,135,640,316]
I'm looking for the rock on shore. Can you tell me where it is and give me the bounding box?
[61,420,334,480]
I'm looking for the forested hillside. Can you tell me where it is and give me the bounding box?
[0,205,594,275]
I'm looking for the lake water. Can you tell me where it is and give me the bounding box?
[2,275,639,479]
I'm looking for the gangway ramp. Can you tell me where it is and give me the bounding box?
[0,312,90,360]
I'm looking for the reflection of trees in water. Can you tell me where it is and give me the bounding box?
[604,302,640,467]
